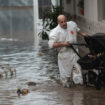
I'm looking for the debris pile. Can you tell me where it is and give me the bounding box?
[0,64,16,78]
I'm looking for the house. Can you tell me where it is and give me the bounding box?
[63,0,105,35]
[62,0,105,54]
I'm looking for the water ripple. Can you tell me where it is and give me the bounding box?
[0,40,59,105]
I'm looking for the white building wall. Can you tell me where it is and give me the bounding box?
[85,0,98,22]
[75,0,105,35]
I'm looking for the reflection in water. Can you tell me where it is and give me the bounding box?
[72,92,83,105]
[14,92,60,105]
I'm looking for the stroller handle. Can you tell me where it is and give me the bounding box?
[69,43,88,58]
[70,43,88,47]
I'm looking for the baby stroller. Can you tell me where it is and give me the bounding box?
[71,33,105,90]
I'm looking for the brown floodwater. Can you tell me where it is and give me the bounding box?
[0,40,105,105]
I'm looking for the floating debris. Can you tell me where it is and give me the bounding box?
[0,64,16,78]
[17,88,29,96]
[0,73,3,78]
[27,82,36,86]
[38,52,44,56]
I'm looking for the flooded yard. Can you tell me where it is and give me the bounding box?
[0,39,105,105]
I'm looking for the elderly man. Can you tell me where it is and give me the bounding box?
[48,15,88,87]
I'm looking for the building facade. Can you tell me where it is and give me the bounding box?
[62,0,105,54]
[63,0,105,35]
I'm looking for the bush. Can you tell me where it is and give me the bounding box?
[38,5,63,40]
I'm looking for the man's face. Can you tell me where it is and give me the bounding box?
[58,17,67,29]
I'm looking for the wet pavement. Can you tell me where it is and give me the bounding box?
[0,40,105,105]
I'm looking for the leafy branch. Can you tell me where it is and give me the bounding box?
[38,5,63,40]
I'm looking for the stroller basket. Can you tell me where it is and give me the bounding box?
[77,52,105,69]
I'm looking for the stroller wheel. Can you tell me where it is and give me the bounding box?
[95,72,105,90]
[95,83,101,90]
[83,73,88,84]
[95,77,102,90]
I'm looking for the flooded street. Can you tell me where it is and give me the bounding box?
[0,39,105,105]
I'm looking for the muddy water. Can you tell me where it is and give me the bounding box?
[0,40,105,105]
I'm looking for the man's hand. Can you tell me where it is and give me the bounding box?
[78,31,88,37]
[53,42,70,48]
[63,42,70,47]
[82,33,88,37]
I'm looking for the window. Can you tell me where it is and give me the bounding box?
[98,0,105,21]
[77,0,84,16]
[102,0,105,20]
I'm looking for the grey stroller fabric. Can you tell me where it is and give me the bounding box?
[78,33,105,70]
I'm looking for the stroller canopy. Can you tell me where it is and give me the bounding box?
[78,33,105,70]
[85,33,105,54]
